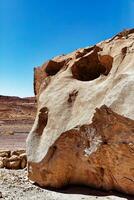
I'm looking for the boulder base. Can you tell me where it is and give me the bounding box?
[28,106,134,195]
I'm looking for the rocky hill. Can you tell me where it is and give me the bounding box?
[27,29,134,195]
[0,95,36,135]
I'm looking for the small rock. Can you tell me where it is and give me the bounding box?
[11,150,25,156]
[20,157,27,169]
[3,155,21,169]
[0,150,10,158]
[8,155,20,161]
[0,157,4,168]
[0,161,4,168]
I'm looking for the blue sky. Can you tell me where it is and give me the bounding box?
[0,0,134,97]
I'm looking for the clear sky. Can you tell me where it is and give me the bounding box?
[0,0,134,97]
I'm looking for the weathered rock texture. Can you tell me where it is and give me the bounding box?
[27,29,134,195]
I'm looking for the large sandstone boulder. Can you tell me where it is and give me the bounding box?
[26,29,134,194]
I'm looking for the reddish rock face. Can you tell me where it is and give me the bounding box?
[28,106,134,194]
[34,60,65,96]
[27,29,134,195]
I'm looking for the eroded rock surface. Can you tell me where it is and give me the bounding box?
[27,29,134,195]
[28,106,134,194]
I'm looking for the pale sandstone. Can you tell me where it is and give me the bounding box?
[20,153,27,169]
[0,157,4,168]
[27,29,134,195]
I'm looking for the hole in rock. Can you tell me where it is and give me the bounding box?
[68,90,78,103]
[72,49,113,81]
[35,107,49,135]
[45,60,65,76]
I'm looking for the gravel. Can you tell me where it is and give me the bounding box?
[0,169,132,200]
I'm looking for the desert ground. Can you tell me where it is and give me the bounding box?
[0,168,133,200]
[0,95,36,136]
[0,128,133,200]
[0,133,27,150]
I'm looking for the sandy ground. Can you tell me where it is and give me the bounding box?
[0,133,27,150]
[0,169,133,200]
[0,123,33,136]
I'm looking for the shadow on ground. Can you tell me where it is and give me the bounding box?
[35,184,134,200]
